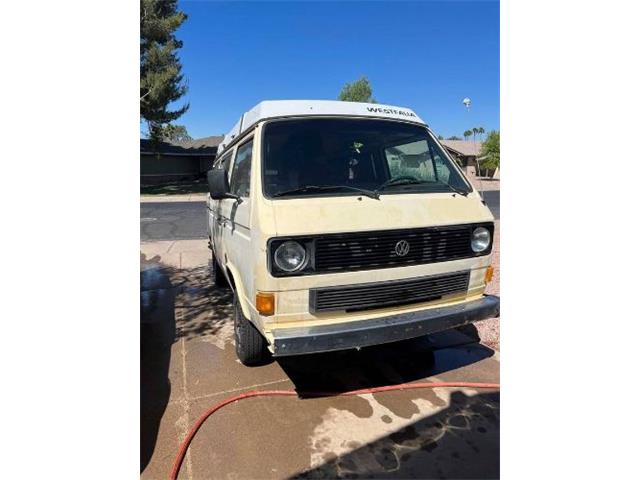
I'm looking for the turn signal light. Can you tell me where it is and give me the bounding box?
[485,265,494,284]
[256,292,275,316]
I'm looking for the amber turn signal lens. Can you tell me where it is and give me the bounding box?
[484,266,494,284]
[256,292,275,316]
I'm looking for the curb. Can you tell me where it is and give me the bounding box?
[140,194,207,203]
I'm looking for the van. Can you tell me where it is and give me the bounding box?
[206,100,499,365]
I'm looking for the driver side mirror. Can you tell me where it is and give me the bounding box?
[207,168,230,199]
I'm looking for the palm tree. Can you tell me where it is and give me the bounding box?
[477,127,485,140]
[472,127,479,142]
[463,130,472,141]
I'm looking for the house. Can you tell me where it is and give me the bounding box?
[140,135,223,185]
[440,140,483,178]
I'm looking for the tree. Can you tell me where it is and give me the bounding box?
[437,134,444,140]
[140,0,189,141]
[463,130,472,140]
[477,126,485,140]
[472,127,479,142]
[159,124,192,142]
[338,76,376,103]
[447,135,462,140]
[480,130,500,174]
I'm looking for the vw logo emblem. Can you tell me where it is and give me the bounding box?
[395,240,410,257]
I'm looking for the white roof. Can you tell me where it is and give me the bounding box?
[218,100,426,153]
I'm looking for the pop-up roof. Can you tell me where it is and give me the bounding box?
[218,100,426,153]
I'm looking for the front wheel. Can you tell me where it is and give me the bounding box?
[233,292,270,366]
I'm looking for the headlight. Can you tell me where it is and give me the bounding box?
[471,227,491,253]
[274,241,307,272]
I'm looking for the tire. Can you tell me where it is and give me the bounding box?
[210,245,229,289]
[233,292,270,366]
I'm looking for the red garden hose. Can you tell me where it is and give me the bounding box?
[169,381,500,480]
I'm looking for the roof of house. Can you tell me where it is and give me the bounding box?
[219,100,426,153]
[440,140,483,157]
[140,135,223,156]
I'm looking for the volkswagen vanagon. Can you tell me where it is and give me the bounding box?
[207,100,499,365]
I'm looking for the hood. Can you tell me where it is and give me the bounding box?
[271,192,494,236]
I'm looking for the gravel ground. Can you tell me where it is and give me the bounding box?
[475,219,500,350]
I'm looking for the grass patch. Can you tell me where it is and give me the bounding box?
[140,179,208,196]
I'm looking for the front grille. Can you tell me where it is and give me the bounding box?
[313,224,490,274]
[310,270,470,313]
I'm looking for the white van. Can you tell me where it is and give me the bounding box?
[207,100,498,365]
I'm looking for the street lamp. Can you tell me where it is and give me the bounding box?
[462,97,484,195]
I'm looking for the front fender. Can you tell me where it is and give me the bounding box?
[225,262,253,320]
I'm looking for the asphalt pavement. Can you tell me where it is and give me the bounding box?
[482,191,499,220]
[141,201,208,241]
[140,193,500,241]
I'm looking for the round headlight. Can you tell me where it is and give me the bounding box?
[274,241,307,272]
[471,227,491,253]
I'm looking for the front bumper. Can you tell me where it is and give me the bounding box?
[271,295,499,356]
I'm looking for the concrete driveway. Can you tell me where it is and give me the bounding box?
[141,239,499,480]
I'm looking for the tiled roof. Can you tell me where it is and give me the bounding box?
[140,135,223,156]
[440,140,483,156]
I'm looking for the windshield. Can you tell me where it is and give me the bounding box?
[262,118,472,198]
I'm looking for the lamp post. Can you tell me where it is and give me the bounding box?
[463,97,484,196]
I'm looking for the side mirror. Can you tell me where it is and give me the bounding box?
[207,169,230,199]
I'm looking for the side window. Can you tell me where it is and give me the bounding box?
[214,152,231,172]
[213,152,233,182]
[230,140,253,198]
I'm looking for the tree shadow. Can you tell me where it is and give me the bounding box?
[171,263,234,340]
[292,389,500,479]
[140,258,176,473]
[140,252,236,473]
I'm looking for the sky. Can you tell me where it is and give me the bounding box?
[171,0,499,139]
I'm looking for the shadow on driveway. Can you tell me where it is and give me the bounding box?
[140,259,175,473]
[292,389,499,479]
[140,254,233,474]
[277,328,494,396]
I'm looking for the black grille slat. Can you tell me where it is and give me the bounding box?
[316,242,471,256]
[316,241,471,254]
[318,286,469,303]
[312,271,470,312]
[317,278,468,297]
[316,249,470,262]
[316,285,469,304]
[316,253,470,266]
[313,225,485,273]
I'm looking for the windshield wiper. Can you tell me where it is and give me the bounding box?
[439,182,470,197]
[376,178,430,192]
[375,177,470,197]
[272,185,380,200]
